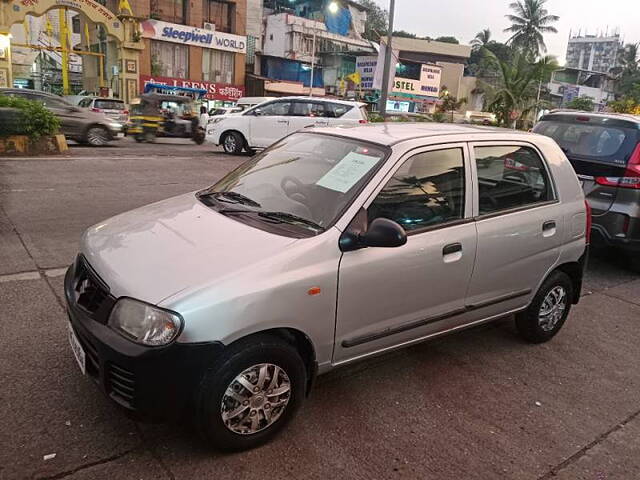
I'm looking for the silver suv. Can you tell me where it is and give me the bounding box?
[65,124,588,450]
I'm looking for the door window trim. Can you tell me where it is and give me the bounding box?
[355,142,475,237]
[469,140,559,220]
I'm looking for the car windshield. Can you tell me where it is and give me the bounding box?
[198,133,388,237]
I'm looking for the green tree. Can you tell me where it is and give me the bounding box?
[471,29,492,51]
[393,30,417,39]
[435,36,459,44]
[357,0,388,41]
[483,50,558,127]
[504,0,559,57]
[438,90,467,122]
[566,95,595,111]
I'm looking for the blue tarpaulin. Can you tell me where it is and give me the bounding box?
[324,2,351,36]
[261,56,324,88]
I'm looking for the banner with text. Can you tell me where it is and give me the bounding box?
[140,19,247,53]
[139,75,245,101]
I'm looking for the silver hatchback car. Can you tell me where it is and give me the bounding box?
[65,124,588,450]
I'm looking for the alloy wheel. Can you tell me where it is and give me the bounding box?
[87,127,108,146]
[538,286,567,332]
[220,363,291,435]
[224,134,236,153]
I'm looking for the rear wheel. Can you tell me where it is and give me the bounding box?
[222,131,244,155]
[516,271,573,343]
[85,126,110,146]
[195,335,306,451]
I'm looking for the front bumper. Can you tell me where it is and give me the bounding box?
[64,257,224,421]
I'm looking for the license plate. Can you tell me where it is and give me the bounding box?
[116,132,125,138]
[68,323,86,375]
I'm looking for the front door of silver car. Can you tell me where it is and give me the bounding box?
[334,145,477,363]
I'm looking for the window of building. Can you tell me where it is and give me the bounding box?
[368,148,466,232]
[202,49,235,83]
[151,41,189,78]
[71,16,81,34]
[204,0,235,33]
[474,145,553,216]
[154,0,186,24]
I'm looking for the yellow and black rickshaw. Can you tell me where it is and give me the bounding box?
[128,83,207,144]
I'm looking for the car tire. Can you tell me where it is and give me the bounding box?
[222,131,244,155]
[194,334,306,451]
[85,126,110,146]
[515,271,573,344]
[134,135,144,143]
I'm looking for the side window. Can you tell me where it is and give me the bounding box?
[368,148,466,232]
[41,96,69,109]
[326,103,353,118]
[78,98,92,108]
[259,101,292,116]
[291,102,325,117]
[474,145,554,216]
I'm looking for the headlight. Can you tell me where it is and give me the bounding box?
[108,298,183,346]
[211,117,225,125]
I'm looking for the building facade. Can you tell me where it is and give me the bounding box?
[565,32,622,74]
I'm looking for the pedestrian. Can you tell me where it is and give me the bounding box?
[199,106,210,127]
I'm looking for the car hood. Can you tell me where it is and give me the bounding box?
[81,193,298,304]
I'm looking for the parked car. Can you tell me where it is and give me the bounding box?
[0,88,124,146]
[206,96,369,154]
[533,111,640,270]
[235,96,276,111]
[77,96,129,125]
[65,124,588,451]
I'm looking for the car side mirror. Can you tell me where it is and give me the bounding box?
[252,108,263,116]
[340,217,407,251]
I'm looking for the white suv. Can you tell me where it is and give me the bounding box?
[206,97,368,154]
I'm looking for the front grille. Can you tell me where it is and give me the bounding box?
[73,256,114,323]
[107,363,136,409]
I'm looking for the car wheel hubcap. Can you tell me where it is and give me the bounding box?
[221,363,291,435]
[538,286,567,332]
[88,128,107,146]
[224,135,236,152]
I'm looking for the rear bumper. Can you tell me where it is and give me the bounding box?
[591,211,640,253]
[64,261,224,421]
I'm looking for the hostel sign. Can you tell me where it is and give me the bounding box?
[393,64,442,98]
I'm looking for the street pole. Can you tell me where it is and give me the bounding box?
[534,78,542,122]
[309,29,316,97]
[378,0,396,117]
[59,8,70,95]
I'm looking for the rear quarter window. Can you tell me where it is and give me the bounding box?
[326,103,354,118]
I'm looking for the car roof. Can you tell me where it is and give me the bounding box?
[0,88,58,97]
[305,122,534,147]
[542,110,640,125]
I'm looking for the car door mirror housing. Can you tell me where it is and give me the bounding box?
[340,217,407,251]
[252,108,263,116]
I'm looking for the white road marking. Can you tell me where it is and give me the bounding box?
[44,268,67,278]
[0,271,41,283]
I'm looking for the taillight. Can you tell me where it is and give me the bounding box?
[91,107,102,113]
[584,199,592,244]
[123,110,129,115]
[594,143,640,189]
[359,119,368,124]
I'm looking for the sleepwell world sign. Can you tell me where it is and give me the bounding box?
[140,20,247,54]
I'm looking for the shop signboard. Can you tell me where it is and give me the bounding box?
[140,19,247,54]
[139,75,245,101]
[356,56,377,90]
[393,64,441,98]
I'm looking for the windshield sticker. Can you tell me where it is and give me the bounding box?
[315,152,379,193]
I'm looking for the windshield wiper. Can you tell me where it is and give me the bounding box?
[199,191,261,207]
[257,211,325,232]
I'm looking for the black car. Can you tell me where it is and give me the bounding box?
[534,111,640,270]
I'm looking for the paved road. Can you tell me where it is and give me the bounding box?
[1,140,639,480]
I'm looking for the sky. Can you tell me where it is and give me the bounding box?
[372,0,640,64]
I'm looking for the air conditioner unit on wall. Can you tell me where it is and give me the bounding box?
[203,22,216,31]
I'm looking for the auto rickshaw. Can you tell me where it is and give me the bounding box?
[128,83,207,144]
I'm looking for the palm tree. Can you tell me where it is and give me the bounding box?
[484,50,558,127]
[504,0,559,57]
[471,29,492,51]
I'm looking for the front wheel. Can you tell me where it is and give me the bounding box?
[515,271,573,343]
[193,129,206,145]
[85,126,110,146]
[195,335,306,451]
[222,131,244,155]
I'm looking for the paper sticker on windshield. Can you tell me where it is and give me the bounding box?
[316,152,379,193]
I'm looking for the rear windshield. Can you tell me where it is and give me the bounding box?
[534,119,638,165]
[94,100,125,110]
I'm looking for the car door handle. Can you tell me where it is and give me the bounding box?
[442,243,463,263]
[542,221,557,237]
